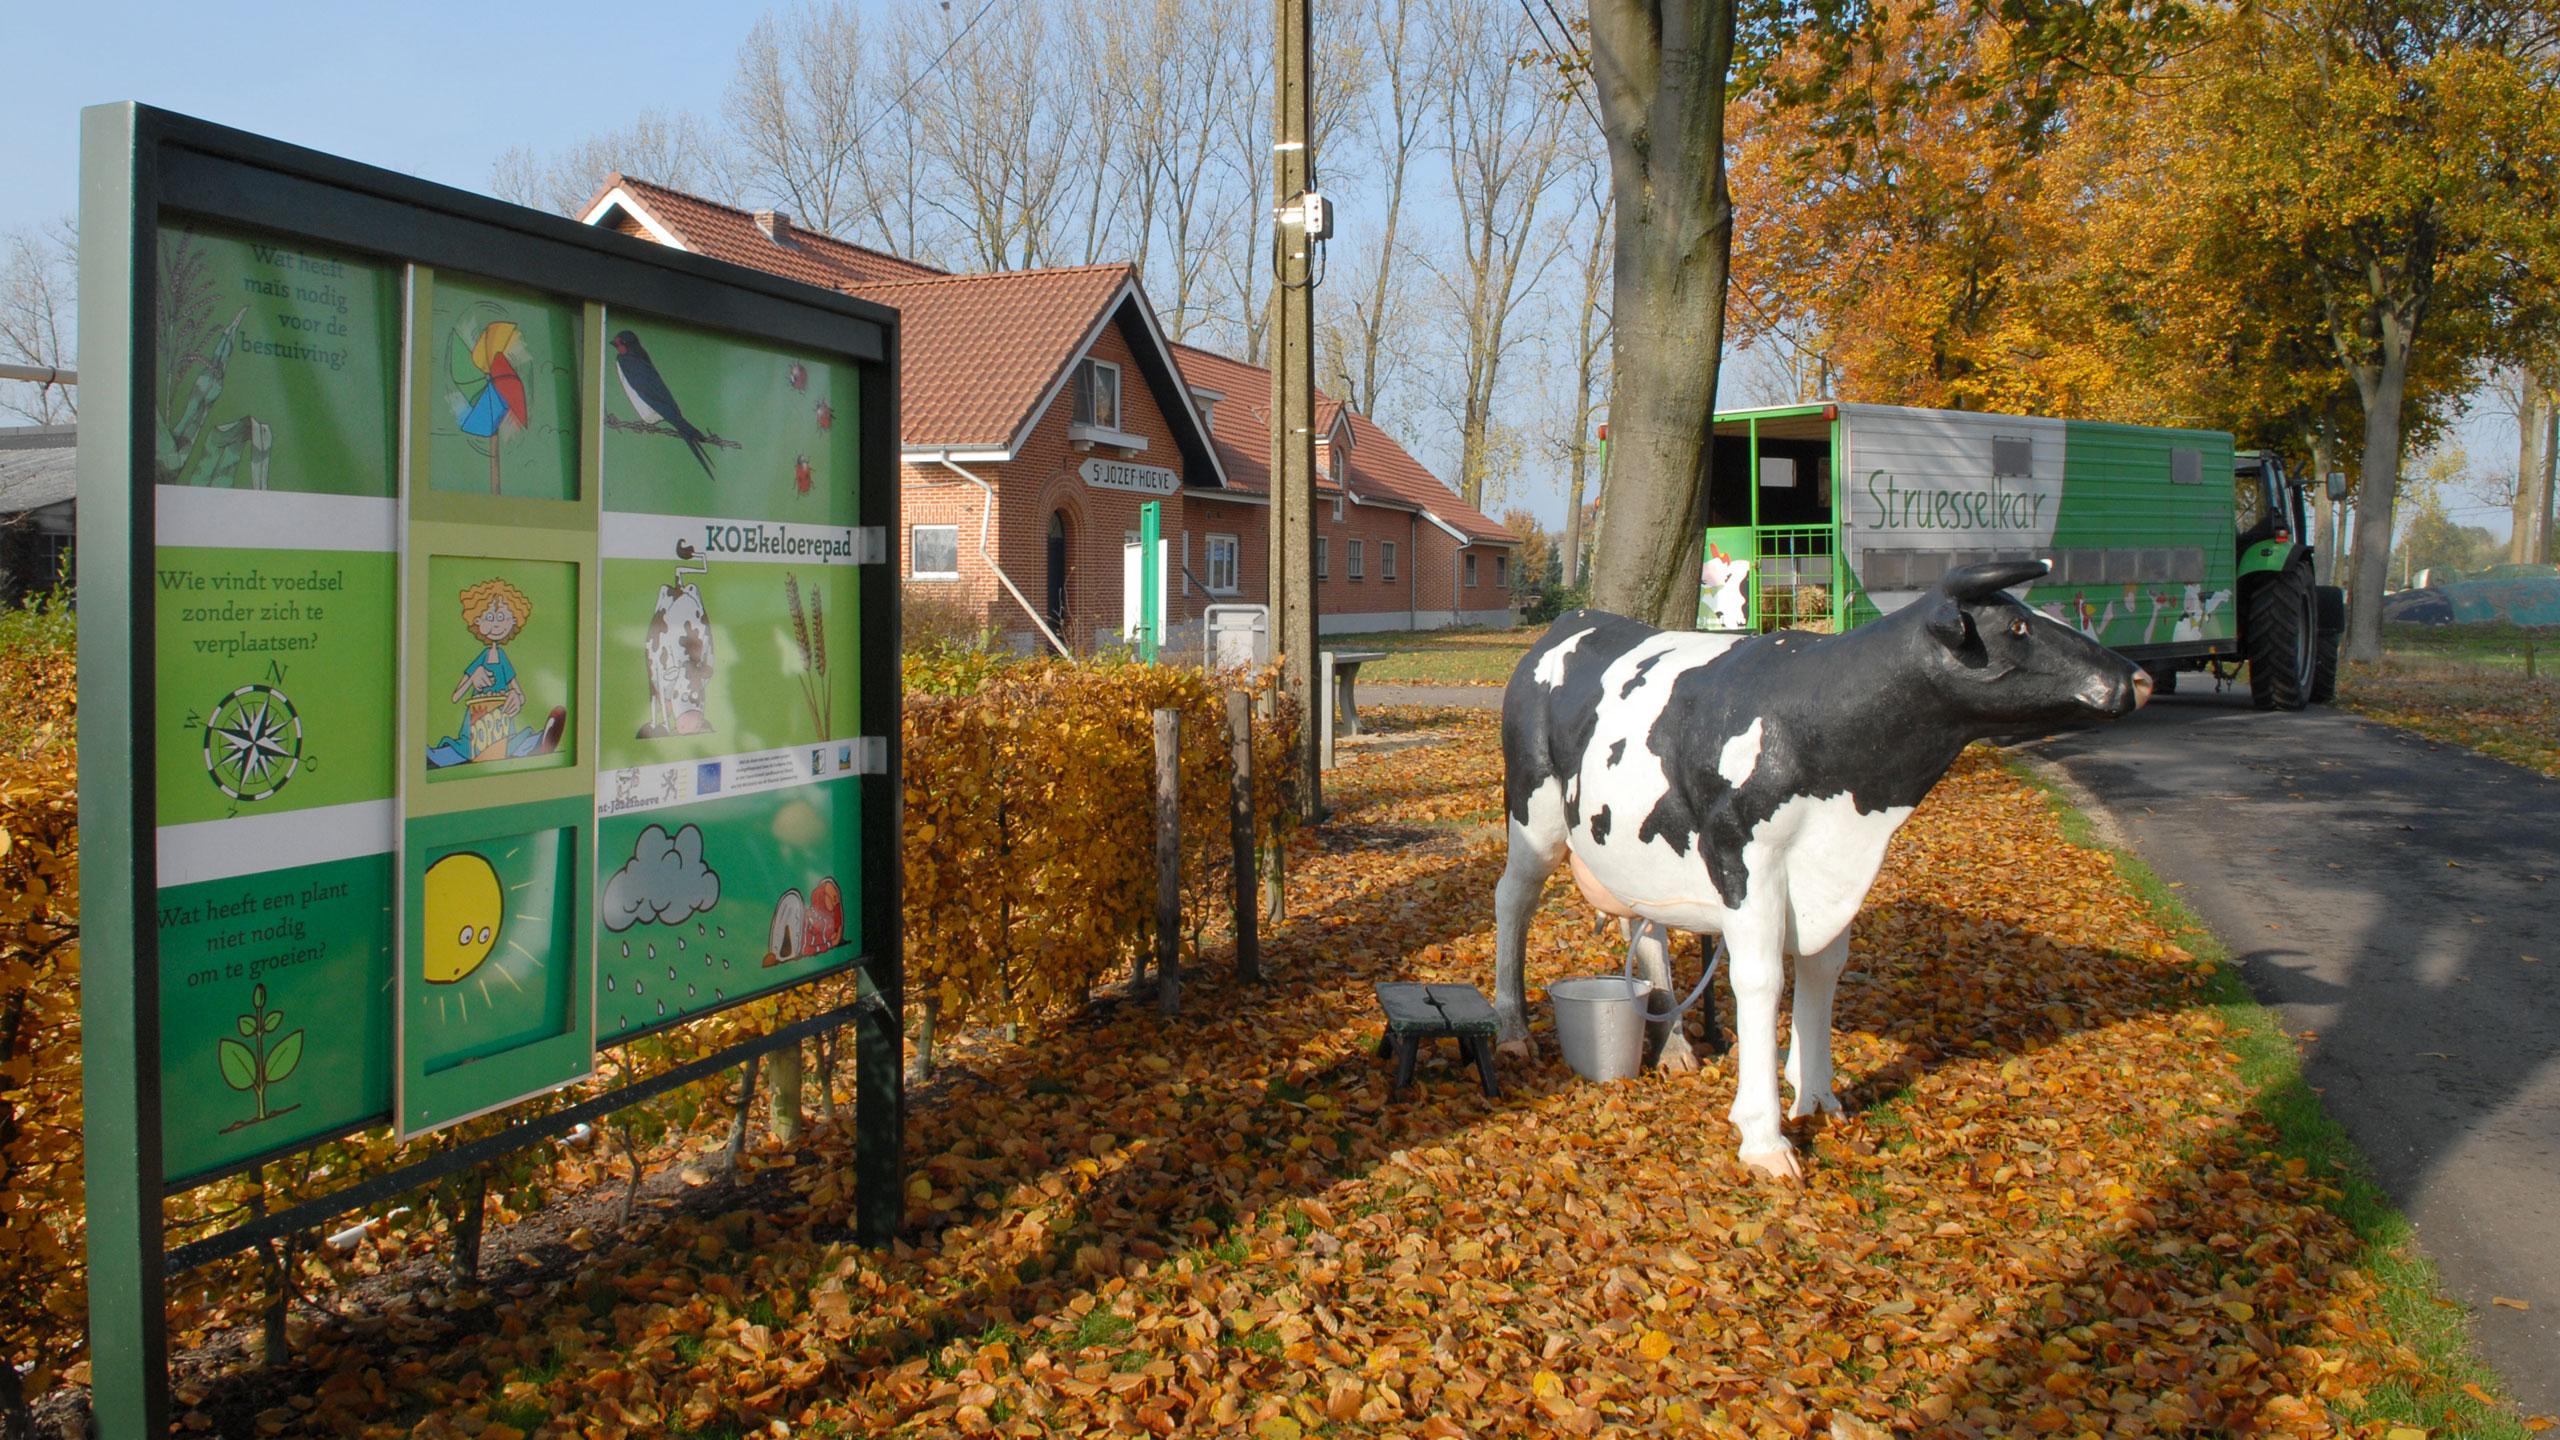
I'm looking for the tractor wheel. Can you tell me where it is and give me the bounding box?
[2310,585,2345,704]
[2245,565,2316,711]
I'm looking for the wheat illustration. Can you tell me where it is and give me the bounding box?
[786,574,829,738]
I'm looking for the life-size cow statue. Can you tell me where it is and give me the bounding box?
[1495,560,2150,1180]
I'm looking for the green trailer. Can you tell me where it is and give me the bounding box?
[1699,402,2343,710]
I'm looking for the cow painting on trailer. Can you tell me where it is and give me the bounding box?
[1494,560,2151,1180]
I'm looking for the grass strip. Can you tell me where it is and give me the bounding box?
[2010,757,2539,1438]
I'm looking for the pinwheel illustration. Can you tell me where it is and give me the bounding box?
[449,308,533,493]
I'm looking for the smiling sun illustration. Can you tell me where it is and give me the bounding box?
[423,851,503,985]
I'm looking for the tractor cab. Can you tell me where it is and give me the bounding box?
[2234,450,2313,555]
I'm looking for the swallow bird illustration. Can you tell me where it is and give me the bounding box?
[611,330,716,478]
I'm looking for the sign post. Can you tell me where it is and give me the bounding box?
[76,105,905,1430]
[1138,500,1162,661]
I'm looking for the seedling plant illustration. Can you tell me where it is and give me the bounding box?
[217,982,305,1133]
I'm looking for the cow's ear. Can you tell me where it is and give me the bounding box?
[1922,594,1971,650]
[1940,559,2051,602]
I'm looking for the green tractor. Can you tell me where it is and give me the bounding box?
[2197,451,2348,710]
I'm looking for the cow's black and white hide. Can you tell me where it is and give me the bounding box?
[1495,560,2149,1179]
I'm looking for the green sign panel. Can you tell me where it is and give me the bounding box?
[80,104,905,1437]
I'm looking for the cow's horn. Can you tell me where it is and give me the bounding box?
[1939,559,2051,602]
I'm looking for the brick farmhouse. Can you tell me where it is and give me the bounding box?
[581,177,1518,654]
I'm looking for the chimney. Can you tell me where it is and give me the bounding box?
[754,209,791,242]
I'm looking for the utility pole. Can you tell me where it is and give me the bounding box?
[1270,0,1321,823]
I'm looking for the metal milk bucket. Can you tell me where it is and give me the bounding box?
[1547,975,1650,1082]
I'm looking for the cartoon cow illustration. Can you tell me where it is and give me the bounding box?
[1701,545,1753,631]
[642,541,716,738]
[2171,583,2231,642]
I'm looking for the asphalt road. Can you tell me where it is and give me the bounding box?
[2028,685,2560,1414]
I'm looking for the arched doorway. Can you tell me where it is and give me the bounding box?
[1045,509,1070,631]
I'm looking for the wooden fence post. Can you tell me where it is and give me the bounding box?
[768,1040,805,1145]
[1227,690,1261,981]
[1154,708,1182,1014]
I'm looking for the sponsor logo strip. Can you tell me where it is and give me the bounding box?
[596,741,858,818]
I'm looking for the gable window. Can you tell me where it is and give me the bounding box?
[911,524,960,580]
[1381,541,1398,581]
[1464,552,1479,587]
[1330,446,1346,489]
[1317,536,1330,580]
[1348,539,1365,581]
[1206,534,1240,594]
[1073,358,1122,432]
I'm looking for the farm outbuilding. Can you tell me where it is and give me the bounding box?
[0,424,75,604]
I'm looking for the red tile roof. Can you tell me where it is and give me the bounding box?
[846,265,1139,453]
[583,175,942,289]
[1170,343,1515,545]
[577,175,1503,541]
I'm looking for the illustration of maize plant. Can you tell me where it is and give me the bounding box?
[156,227,274,488]
[785,573,833,738]
[217,983,305,1134]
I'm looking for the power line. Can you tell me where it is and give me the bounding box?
[1515,0,1606,136]
[848,0,1008,153]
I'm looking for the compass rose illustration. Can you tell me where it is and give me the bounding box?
[202,682,303,803]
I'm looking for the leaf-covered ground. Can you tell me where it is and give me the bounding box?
[2339,658,2560,780]
[206,707,2532,1438]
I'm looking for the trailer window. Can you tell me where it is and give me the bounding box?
[1993,436,2034,478]
[2171,449,2202,486]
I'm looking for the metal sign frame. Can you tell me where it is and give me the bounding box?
[75,103,905,1434]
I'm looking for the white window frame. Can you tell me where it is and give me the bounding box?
[1206,533,1240,595]
[1348,538,1365,581]
[1465,552,1479,587]
[1380,540,1398,581]
[1074,358,1123,431]
[910,523,961,580]
[1317,536,1330,580]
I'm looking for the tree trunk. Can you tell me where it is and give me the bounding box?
[2344,340,2415,664]
[2541,398,2560,565]
[2309,419,2338,587]
[1584,0,1737,628]
[2517,382,2555,565]
[2514,384,2547,564]
[1563,444,1592,590]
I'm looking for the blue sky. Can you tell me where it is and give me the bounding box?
[2,1,757,236]
[10,2,2522,540]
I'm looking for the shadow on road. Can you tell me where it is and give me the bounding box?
[2029,687,2560,1408]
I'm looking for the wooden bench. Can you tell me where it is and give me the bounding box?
[1373,982,1500,1098]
